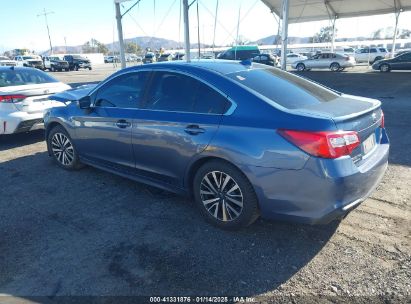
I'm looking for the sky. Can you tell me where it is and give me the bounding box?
[1,0,411,53]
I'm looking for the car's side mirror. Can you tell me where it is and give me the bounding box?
[78,96,91,109]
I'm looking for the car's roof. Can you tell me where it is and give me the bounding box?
[124,60,262,75]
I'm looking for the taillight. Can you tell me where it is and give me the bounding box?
[380,111,385,128]
[278,129,360,159]
[0,94,26,103]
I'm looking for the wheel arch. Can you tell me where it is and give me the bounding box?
[184,156,247,197]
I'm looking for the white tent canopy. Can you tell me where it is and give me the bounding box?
[261,0,411,23]
[260,0,411,69]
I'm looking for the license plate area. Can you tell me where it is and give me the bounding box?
[362,133,376,155]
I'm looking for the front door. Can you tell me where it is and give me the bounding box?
[74,71,150,168]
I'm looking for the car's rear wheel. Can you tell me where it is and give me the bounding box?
[296,63,305,71]
[48,126,83,170]
[380,64,390,72]
[330,62,340,72]
[193,160,259,230]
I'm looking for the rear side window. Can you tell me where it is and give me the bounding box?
[94,72,149,108]
[144,71,230,114]
[227,68,339,109]
[370,48,377,53]
[0,69,58,87]
[379,48,387,52]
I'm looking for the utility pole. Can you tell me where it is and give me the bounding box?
[114,0,142,69]
[183,0,191,62]
[64,37,67,54]
[37,8,54,55]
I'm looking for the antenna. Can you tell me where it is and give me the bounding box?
[37,8,54,54]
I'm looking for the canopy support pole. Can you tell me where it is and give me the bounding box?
[391,10,401,58]
[280,0,289,70]
[330,15,337,53]
[183,0,191,62]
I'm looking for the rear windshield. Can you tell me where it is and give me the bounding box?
[0,69,58,87]
[227,67,339,109]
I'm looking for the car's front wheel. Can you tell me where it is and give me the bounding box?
[48,126,83,170]
[380,64,390,72]
[296,63,305,71]
[193,160,259,230]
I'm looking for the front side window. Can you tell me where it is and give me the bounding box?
[143,72,229,114]
[94,72,149,108]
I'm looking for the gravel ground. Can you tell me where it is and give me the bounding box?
[0,68,410,304]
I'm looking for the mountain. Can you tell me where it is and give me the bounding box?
[253,35,311,45]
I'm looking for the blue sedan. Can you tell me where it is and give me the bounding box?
[44,61,389,230]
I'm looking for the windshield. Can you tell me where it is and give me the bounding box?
[227,67,339,109]
[0,56,10,60]
[22,56,36,60]
[0,68,58,87]
[72,55,87,60]
[145,54,154,58]
[50,57,60,60]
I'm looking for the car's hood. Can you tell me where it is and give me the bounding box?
[52,60,69,64]
[48,83,97,102]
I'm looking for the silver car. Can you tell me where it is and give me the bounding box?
[292,52,356,72]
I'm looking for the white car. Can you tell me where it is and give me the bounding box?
[354,47,388,63]
[0,66,70,135]
[14,55,44,69]
[292,52,356,71]
[286,53,307,64]
[0,56,17,67]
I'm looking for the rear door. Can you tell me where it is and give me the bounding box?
[73,71,150,168]
[131,70,230,187]
[396,53,411,70]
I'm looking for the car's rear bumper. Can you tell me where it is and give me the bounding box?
[0,111,44,134]
[242,129,389,224]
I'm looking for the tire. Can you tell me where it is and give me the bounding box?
[50,66,55,72]
[47,125,83,170]
[296,63,305,71]
[75,66,79,71]
[65,68,69,72]
[380,64,390,72]
[89,67,92,70]
[193,160,259,230]
[330,62,340,72]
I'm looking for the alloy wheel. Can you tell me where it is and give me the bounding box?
[51,133,75,166]
[200,171,243,222]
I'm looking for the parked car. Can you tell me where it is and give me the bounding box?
[104,56,119,63]
[14,55,44,69]
[372,51,411,72]
[217,45,260,60]
[63,55,92,71]
[286,53,308,64]
[44,56,70,72]
[173,53,185,61]
[0,56,17,67]
[354,47,388,63]
[157,53,173,62]
[44,61,389,230]
[292,53,356,71]
[252,54,278,66]
[0,66,70,135]
[142,52,156,64]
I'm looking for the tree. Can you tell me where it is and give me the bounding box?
[373,27,411,39]
[82,39,108,54]
[125,42,141,54]
[312,26,336,43]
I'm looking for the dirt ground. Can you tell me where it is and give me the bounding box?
[0,68,409,303]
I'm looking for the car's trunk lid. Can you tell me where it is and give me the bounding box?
[1,82,71,113]
[294,94,383,164]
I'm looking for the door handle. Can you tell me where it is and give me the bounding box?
[184,124,205,135]
[115,120,131,129]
